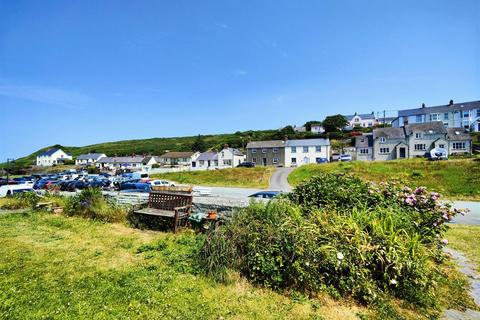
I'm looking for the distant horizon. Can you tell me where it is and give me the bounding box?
[2,0,479,160]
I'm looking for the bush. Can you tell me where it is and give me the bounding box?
[64,188,126,222]
[199,173,464,309]
[0,192,40,210]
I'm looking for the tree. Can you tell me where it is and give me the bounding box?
[322,114,348,132]
[191,135,207,152]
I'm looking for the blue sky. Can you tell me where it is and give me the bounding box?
[1,0,479,160]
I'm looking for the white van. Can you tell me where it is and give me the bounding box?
[131,172,149,180]
[0,184,34,198]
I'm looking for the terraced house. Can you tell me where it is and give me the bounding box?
[355,122,472,161]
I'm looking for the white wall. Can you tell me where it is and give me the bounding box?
[285,145,330,167]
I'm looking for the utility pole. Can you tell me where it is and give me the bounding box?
[383,110,386,126]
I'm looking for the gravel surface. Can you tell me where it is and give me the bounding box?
[269,168,294,192]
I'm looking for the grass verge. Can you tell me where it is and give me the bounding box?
[151,167,275,189]
[446,224,480,273]
[288,158,480,200]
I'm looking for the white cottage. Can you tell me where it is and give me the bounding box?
[75,153,107,166]
[36,148,73,167]
[217,147,245,168]
[284,139,330,167]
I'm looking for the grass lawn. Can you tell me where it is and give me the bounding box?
[288,158,480,200]
[151,167,275,189]
[446,224,480,273]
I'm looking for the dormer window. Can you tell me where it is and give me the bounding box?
[415,133,422,139]
[380,137,386,143]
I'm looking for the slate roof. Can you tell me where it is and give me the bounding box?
[286,138,330,147]
[446,128,472,141]
[223,148,244,156]
[404,122,447,135]
[372,127,406,140]
[344,113,376,121]
[159,152,195,159]
[197,152,218,161]
[355,134,373,148]
[398,100,480,117]
[97,156,145,164]
[246,140,286,148]
[38,148,62,157]
[76,153,105,161]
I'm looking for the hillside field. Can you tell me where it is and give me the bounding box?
[288,158,480,200]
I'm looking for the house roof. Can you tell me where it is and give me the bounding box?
[355,134,373,148]
[76,153,105,160]
[222,147,244,156]
[159,152,195,159]
[38,148,63,157]
[246,140,286,148]
[344,113,376,121]
[197,152,218,161]
[286,138,330,147]
[398,100,480,117]
[446,128,472,141]
[404,121,447,135]
[373,127,406,140]
[97,156,145,164]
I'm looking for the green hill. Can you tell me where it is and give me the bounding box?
[2,128,323,170]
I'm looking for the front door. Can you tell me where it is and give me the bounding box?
[399,147,406,159]
[262,158,267,166]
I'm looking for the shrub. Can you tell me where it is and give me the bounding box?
[199,173,464,310]
[64,187,126,222]
[0,192,40,210]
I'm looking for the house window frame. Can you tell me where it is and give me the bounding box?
[452,142,466,150]
[414,144,426,151]
[415,132,422,139]
[416,115,423,123]
[315,146,322,152]
[444,112,449,120]
[379,147,390,154]
[430,113,439,121]
[291,157,297,164]
[272,157,279,164]
[252,157,257,163]
[439,144,445,149]
[379,137,386,143]
[261,149,267,154]
[272,148,278,153]
[291,146,297,153]
[303,146,309,153]
[359,148,369,154]
[251,149,257,154]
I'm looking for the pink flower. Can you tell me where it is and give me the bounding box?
[441,239,449,245]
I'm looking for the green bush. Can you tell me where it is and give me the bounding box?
[0,192,40,210]
[64,188,126,222]
[199,173,463,310]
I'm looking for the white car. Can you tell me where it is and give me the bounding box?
[150,180,176,187]
[0,184,34,198]
[339,154,352,162]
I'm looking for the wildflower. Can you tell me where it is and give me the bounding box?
[390,279,397,285]
[441,239,449,245]
[336,252,344,260]
[414,187,426,195]
[442,213,450,221]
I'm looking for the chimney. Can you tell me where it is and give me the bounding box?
[449,99,454,106]
[223,144,229,149]
[283,135,288,142]
[422,103,426,108]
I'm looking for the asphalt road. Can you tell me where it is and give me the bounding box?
[269,168,294,192]
[450,201,480,225]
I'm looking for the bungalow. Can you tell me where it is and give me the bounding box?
[75,153,107,166]
[192,152,218,170]
[217,146,245,168]
[96,156,145,170]
[36,148,72,167]
[158,152,199,167]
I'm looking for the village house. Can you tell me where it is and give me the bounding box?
[344,112,377,128]
[355,122,472,161]
[96,156,146,170]
[191,152,218,170]
[75,153,107,166]
[36,148,72,167]
[158,152,199,168]
[246,140,286,166]
[392,100,480,132]
[217,146,245,168]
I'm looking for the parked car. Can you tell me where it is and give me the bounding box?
[249,191,281,199]
[339,154,352,162]
[428,148,448,161]
[237,162,256,168]
[0,184,33,197]
[316,158,329,163]
[150,180,176,187]
[331,154,341,162]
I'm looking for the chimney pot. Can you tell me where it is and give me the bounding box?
[449,99,454,106]
[422,103,426,108]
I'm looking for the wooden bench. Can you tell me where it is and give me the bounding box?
[133,191,193,233]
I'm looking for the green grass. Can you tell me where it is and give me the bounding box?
[0,211,374,320]
[288,158,480,200]
[446,224,480,273]
[151,167,275,189]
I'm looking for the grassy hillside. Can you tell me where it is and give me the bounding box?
[151,167,274,189]
[288,158,480,200]
[0,211,373,319]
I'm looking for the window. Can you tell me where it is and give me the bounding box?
[439,144,445,149]
[261,149,267,154]
[315,146,322,152]
[214,160,218,166]
[452,142,466,150]
[477,109,480,117]
[303,146,309,153]
[272,157,279,164]
[273,148,278,153]
[291,158,297,164]
[444,113,449,120]
[463,110,470,118]
[443,122,449,127]
[380,137,386,143]
[416,115,423,123]
[430,114,439,121]
[368,122,373,127]
[251,149,257,154]
[379,148,390,154]
[414,144,426,151]
[291,147,296,153]
[354,117,360,122]
[223,159,232,166]
[199,160,205,165]
[252,157,257,163]
[360,148,369,154]
[415,132,422,139]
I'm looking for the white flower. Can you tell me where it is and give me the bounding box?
[390,279,397,285]
[336,252,344,260]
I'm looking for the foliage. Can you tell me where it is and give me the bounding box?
[191,134,207,152]
[0,191,40,210]
[322,114,349,132]
[150,167,275,188]
[86,165,100,174]
[199,173,467,316]
[288,158,480,200]
[64,187,126,222]
[304,120,322,131]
